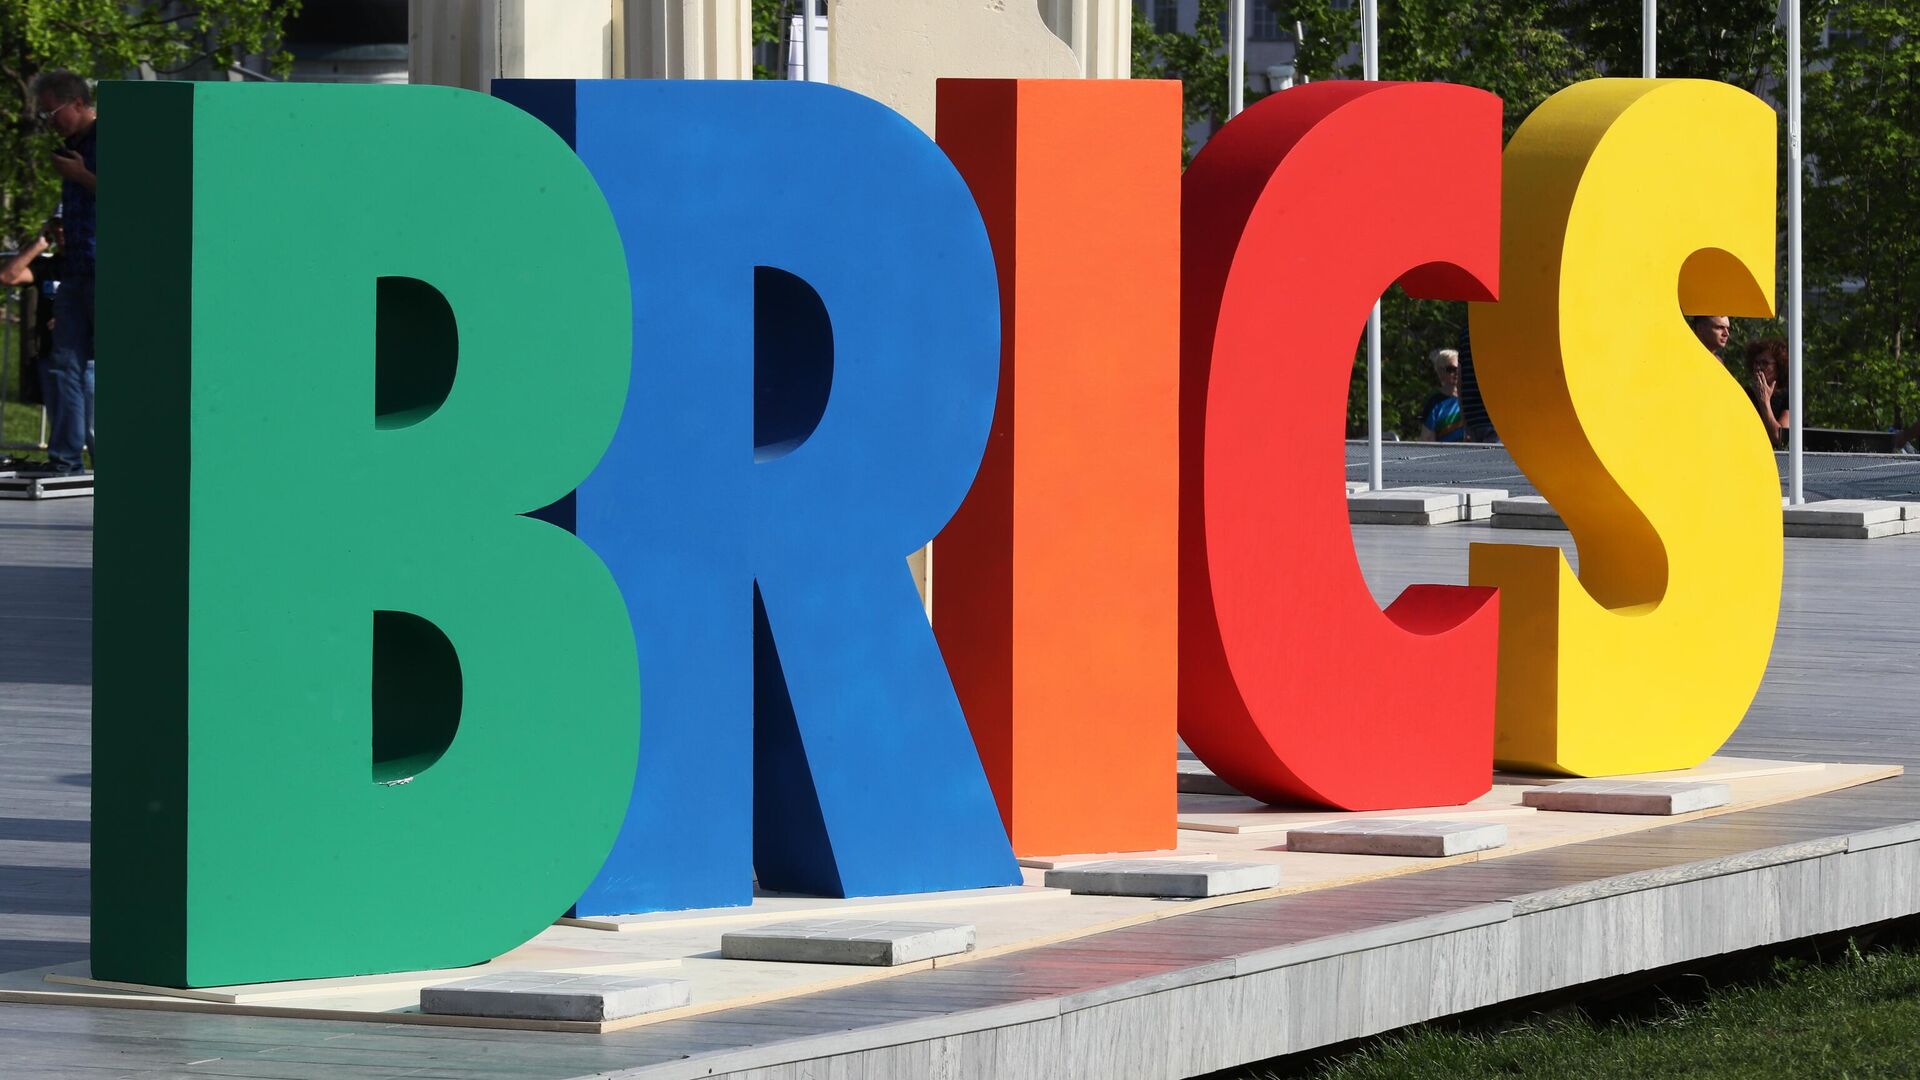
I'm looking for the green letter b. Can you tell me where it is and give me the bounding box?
[93,82,639,987]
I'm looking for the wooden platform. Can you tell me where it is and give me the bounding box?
[1,756,1891,1035]
[4,500,1920,1078]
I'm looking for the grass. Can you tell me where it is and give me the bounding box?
[1219,927,1920,1080]
[0,303,60,463]
[0,306,55,463]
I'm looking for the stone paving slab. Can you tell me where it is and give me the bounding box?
[1348,491,1464,526]
[1043,860,1280,898]
[1785,520,1908,539]
[1286,819,1509,858]
[1348,490,1464,514]
[1350,509,1460,526]
[420,973,690,1022]
[1521,780,1731,816]
[1340,440,1920,501]
[1491,518,1568,531]
[1490,495,1567,531]
[1398,486,1511,520]
[719,920,976,966]
[1491,495,1560,517]
[1781,499,1904,526]
[1177,758,1241,796]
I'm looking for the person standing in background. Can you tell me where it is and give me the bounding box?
[32,71,96,476]
[1744,338,1791,449]
[1689,314,1731,359]
[1456,323,1496,443]
[1418,348,1467,442]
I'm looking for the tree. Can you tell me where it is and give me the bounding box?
[1558,0,1782,88]
[1132,0,1239,156]
[1277,0,1594,137]
[1797,0,1920,432]
[752,0,791,79]
[0,1,298,242]
[1270,0,1600,434]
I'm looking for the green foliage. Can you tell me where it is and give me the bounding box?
[751,0,791,80]
[1799,0,1920,431]
[1558,0,1784,86]
[0,1,298,243]
[1132,0,1239,156]
[1229,936,1920,1079]
[1279,0,1595,136]
[1132,0,1920,437]
[23,0,292,79]
[1270,0,1602,434]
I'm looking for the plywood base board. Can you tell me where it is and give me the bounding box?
[560,884,1068,933]
[1178,799,1535,836]
[44,947,682,1005]
[1017,850,1218,870]
[1492,755,1827,787]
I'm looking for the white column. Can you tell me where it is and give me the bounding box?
[1643,0,1657,76]
[623,0,751,79]
[1362,0,1383,490]
[1080,0,1133,78]
[408,0,620,90]
[1038,0,1133,78]
[799,0,821,81]
[483,1,618,83]
[1787,0,1804,503]
[409,0,482,88]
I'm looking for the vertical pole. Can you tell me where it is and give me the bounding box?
[800,0,820,82]
[1787,0,1804,503]
[1362,0,1383,490]
[1229,0,1246,117]
[1642,0,1657,76]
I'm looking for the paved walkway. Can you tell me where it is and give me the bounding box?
[1346,440,1920,501]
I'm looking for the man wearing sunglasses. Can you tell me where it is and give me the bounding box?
[1418,348,1468,442]
[30,71,96,477]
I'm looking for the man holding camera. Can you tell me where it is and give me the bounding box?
[32,70,97,476]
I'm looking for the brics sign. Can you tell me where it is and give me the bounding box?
[91,76,1780,988]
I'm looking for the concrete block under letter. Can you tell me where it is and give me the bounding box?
[1521,779,1730,816]
[1780,499,1903,527]
[1784,520,1906,539]
[1347,489,1464,526]
[1490,495,1565,530]
[420,973,691,1022]
[720,920,976,966]
[1782,500,1911,539]
[1286,819,1509,857]
[1397,486,1511,520]
[1177,758,1242,795]
[1044,859,1280,898]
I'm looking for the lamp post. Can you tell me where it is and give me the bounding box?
[1363,0,1383,491]
[1229,0,1247,116]
[1787,0,1804,503]
[799,0,822,82]
[1643,0,1656,76]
